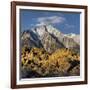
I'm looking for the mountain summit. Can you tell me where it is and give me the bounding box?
[21,25,80,53]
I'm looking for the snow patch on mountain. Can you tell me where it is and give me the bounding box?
[21,25,80,53]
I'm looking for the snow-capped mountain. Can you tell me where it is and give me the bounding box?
[65,33,80,44]
[65,33,76,38]
[21,25,80,53]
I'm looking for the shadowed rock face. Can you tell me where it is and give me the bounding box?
[21,25,80,53]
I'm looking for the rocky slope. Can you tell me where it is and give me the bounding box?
[21,25,80,53]
[65,33,80,45]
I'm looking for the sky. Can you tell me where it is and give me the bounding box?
[20,9,80,34]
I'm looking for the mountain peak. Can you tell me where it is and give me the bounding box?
[21,24,80,53]
[65,33,76,38]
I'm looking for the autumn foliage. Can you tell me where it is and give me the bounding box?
[21,46,80,78]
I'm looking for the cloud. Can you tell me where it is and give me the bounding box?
[36,16,65,26]
[65,24,74,28]
[30,24,34,26]
[35,22,45,26]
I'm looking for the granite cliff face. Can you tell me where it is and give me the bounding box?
[21,25,80,53]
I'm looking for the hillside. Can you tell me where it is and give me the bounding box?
[20,25,80,78]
